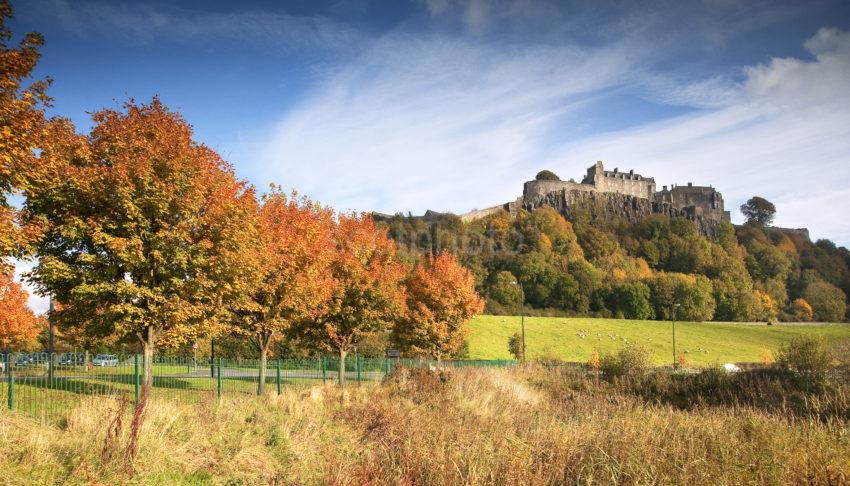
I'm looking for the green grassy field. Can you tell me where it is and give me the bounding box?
[467,315,850,365]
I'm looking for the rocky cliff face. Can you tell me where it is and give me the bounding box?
[523,188,725,237]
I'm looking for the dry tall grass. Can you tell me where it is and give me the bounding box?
[0,366,847,485]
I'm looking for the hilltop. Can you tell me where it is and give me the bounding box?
[374,161,850,327]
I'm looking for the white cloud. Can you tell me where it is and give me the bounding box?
[257,26,850,247]
[12,259,49,316]
[557,27,850,245]
[255,33,648,214]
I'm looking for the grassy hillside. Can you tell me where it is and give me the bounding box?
[467,315,850,365]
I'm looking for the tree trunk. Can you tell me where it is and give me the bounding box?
[142,327,155,394]
[338,348,347,387]
[257,335,270,395]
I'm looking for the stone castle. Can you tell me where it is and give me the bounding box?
[457,161,730,233]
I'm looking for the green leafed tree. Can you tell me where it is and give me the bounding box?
[802,280,847,322]
[646,272,715,321]
[740,196,776,226]
[606,281,653,320]
[488,270,522,309]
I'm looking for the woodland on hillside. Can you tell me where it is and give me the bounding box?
[379,204,850,323]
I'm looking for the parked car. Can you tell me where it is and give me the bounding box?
[92,354,119,367]
[59,353,84,366]
[15,354,36,366]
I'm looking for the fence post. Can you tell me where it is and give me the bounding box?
[134,354,140,405]
[276,359,281,395]
[321,357,327,383]
[6,353,12,411]
[384,358,389,377]
[356,354,361,385]
[217,357,222,400]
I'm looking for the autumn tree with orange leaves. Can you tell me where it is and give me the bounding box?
[235,188,335,394]
[25,99,257,390]
[306,213,406,385]
[0,0,52,268]
[0,272,40,350]
[394,252,484,362]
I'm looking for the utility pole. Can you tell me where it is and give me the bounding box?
[520,282,526,363]
[671,303,680,370]
[512,280,526,363]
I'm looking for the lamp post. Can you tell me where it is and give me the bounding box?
[671,303,680,370]
[48,296,54,382]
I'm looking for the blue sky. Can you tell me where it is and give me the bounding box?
[10,0,850,311]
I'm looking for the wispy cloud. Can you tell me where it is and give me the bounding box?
[559,27,850,244]
[257,25,850,246]
[27,0,365,55]
[255,32,650,214]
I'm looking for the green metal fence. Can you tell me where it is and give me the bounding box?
[0,352,515,421]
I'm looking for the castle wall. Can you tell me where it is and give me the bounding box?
[522,179,594,200]
[458,160,731,236]
[595,172,656,199]
[656,184,730,223]
[582,161,656,199]
[522,187,725,237]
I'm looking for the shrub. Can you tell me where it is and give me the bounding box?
[600,344,651,380]
[535,170,560,181]
[587,350,601,371]
[775,336,833,380]
[676,351,688,369]
[507,332,524,361]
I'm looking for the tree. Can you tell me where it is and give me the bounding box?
[0,272,40,349]
[26,99,256,391]
[307,213,406,385]
[745,244,791,281]
[535,170,560,181]
[395,252,484,362]
[606,282,652,320]
[0,0,51,268]
[646,272,715,322]
[753,289,778,322]
[802,280,846,322]
[489,270,522,309]
[740,197,776,226]
[235,188,335,394]
[789,298,814,322]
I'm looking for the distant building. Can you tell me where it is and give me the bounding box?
[654,182,729,223]
[581,161,656,199]
[467,161,730,225]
